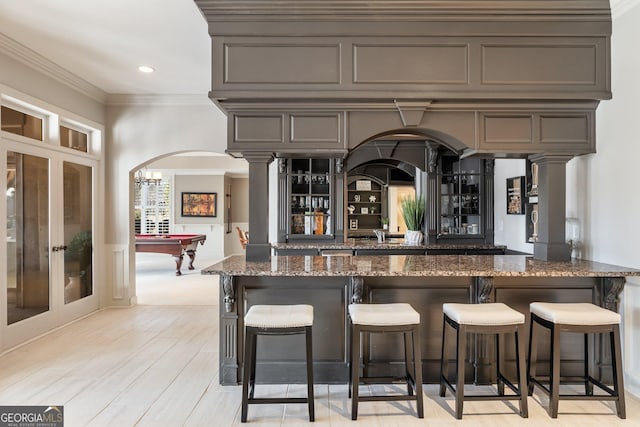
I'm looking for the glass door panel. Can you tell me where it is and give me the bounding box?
[6,151,50,325]
[62,162,93,304]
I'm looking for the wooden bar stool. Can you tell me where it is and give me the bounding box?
[241,304,314,422]
[348,303,424,420]
[527,302,625,418]
[439,303,528,419]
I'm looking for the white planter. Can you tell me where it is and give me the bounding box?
[404,230,424,245]
[65,275,81,303]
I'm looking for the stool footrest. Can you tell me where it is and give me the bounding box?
[359,376,413,385]
[247,397,309,405]
[442,376,523,399]
[464,395,525,401]
[358,395,419,402]
[529,376,618,398]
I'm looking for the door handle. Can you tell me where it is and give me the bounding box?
[51,245,68,252]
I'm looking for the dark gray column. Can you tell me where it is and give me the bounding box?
[529,154,572,261]
[245,153,274,262]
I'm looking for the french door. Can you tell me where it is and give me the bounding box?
[3,142,99,350]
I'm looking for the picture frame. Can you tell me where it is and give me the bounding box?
[349,219,359,230]
[181,192,217,217]
[506,176,525,215]
[361,207,369,214]
[355,180,372,191]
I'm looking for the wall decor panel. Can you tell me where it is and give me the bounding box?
[353,44,469,84]
[539,114,590,145]
[290,113,342,145]
[233,114,284,144]
[482,43,598,86]
[224,43,341,84]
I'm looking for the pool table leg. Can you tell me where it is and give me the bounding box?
[186,249,196,270]
[173,254,184,276]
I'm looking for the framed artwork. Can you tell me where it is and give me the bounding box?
[349,219,359,230]
[506,176,525,215]
[181,192,217,217]
[361,207,369,214]
[355,180,371,191]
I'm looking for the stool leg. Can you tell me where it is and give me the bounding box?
[527,315,538,396]
[348,318,352,399]
[248,332,257,400]
[404,331,414,396]
[412,326,424,418]
[584,333,593,396]
[241,329,256,423]
[549,324,561,418]
[305,326,315,422]
[611,325,626,419]
[515,325,529,418]
[351,324,360,420]
[497,333,504,396]
[455,324,466,419]
[439,315,448,397]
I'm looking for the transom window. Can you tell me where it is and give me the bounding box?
[1,105,43,141]
[60,125,88,152]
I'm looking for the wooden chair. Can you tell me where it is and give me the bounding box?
[236,227,248,249]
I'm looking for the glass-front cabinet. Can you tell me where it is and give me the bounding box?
[280,158,344,242]
[290,158,331,236]
[435,156,493,243]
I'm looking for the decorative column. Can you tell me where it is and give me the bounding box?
[426,141,439,242]
[529,154,572,261]
[475,276,495,384]
[245,153,274,262]
[220,274,239,384]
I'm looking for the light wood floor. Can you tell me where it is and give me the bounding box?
[0,257,638,426]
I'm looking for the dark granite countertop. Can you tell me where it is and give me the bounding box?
[272,238,506,251]
[202,254,640,277]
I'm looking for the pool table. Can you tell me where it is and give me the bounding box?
[135,234,207,275]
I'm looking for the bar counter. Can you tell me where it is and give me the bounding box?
[272,238,507,255]
[203,254,640,385]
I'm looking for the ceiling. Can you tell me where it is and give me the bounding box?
[0,0,211,96]
[0,1,632,98]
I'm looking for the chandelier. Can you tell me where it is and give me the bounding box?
[135,169,162,188]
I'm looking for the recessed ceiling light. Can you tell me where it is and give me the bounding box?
[138,65,155,73]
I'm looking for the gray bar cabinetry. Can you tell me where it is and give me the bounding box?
[207,255,636,386]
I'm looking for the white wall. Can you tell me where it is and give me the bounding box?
[105,101,228,305]
[494,159,534,254]
[566,3,640,397]
[0,50,105,125]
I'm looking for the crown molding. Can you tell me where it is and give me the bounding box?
[0,33,107,104]
[195,0,611,19]
[106,93,215,106]
[611,0,639,19]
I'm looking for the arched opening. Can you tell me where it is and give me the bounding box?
[130,151,248,305]
[344,129,474,239]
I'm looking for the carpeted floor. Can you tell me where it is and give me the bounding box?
[134,253,221,306]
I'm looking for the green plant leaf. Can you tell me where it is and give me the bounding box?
[400,195,425,231]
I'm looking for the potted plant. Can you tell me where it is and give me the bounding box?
[381,217,389,230]
[65,231,92,298]
[400,195,425,245]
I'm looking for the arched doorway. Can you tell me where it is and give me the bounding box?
[131,151,249,305]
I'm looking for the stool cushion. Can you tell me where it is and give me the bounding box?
[443,303,525,326]
[348,303,420,326]
[530,302,620,325]
[245,304,314,328]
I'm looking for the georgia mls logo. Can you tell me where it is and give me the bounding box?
[0,405,64,427]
